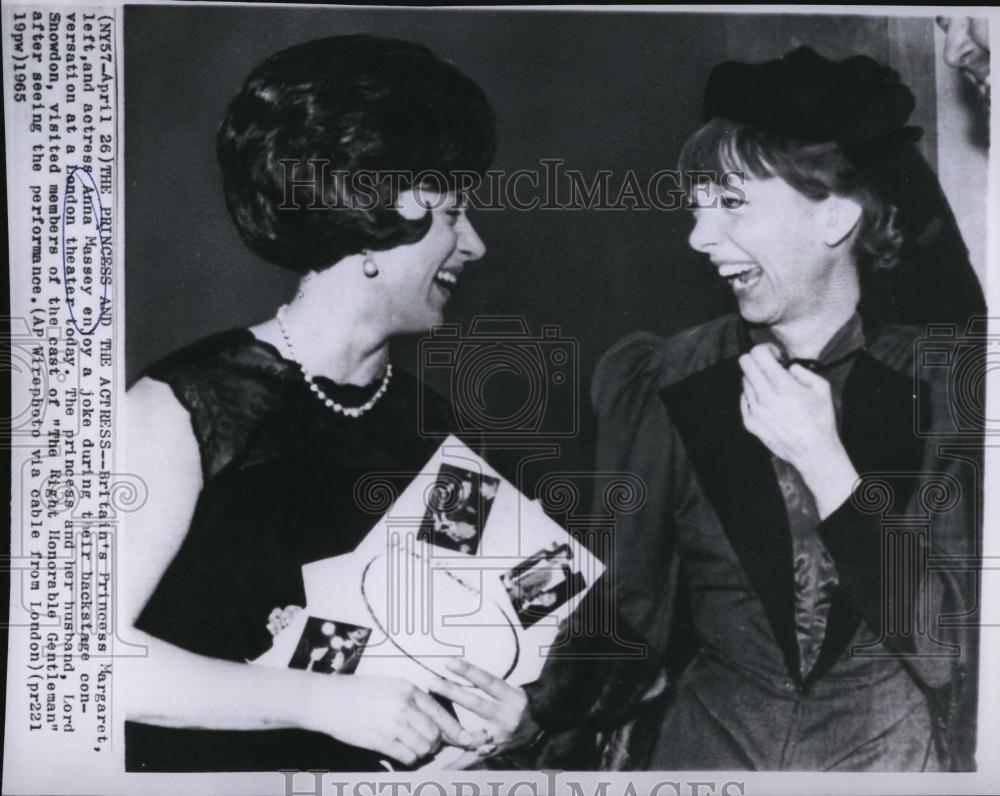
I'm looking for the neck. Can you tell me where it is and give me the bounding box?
[769,261,861,359]
[270,260,391,385]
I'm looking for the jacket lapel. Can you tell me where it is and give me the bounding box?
[661,356,803,684]
[840,350,928,492]
[661,344,928,687]
[806,349,928,683]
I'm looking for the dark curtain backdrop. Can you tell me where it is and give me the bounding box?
[124,7,936,487]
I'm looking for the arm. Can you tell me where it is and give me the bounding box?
[122,377,303,731]
[121,378,479,764]
[514,337,677,757]
[421,337,678,769]
[812,431,980,773]
[592,334,680,658]
[739,343,980,766]
[740,345,978,678]
[816,449,979,682]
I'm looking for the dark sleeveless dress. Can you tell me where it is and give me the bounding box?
[125,329,451,772]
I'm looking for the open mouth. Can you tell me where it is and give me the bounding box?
[717,263,763,290]
[433,269,460,295]
[964,70,991,97]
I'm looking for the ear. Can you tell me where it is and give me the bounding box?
[821,195,863,248]
[395,184,436,221]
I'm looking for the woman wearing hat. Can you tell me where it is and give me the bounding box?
[588,47,982,771]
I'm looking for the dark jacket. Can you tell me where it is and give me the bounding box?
[523,312,981,771]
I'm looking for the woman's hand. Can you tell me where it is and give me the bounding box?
[428,660,540,759]
[739,344,840,466]
[300,674,483,766]
[739,344,859,518]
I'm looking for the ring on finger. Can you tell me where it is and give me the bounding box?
[476,733,497,757]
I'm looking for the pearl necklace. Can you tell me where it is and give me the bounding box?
[275,304,392,418]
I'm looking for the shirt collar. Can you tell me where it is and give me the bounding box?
[746,311,867,374]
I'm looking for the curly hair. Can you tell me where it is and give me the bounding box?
[217,35,496,273]
[679,118,903,276]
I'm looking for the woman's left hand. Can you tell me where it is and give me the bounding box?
[739,344,842,467]
[428,659,541,759]
[739,343,859,518]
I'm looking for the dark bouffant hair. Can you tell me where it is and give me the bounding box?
[217,35,496,273]
[679,118,903,276]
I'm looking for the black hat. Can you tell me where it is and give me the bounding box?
[701,46,984,328]
[703,46,922,166]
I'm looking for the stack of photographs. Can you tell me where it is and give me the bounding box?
[253,436,604,756]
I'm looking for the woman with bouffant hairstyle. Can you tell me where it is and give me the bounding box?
[216,35,496,272]
[123,35,535,773]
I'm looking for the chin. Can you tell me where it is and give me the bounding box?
[402,305,444,334]
[420,312,446,334]
[735,303,778,327]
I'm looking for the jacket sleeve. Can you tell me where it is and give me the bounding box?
[818,446,980,684]
[817,363,982,769]
[589,332,683,658]
[521,333,681,737]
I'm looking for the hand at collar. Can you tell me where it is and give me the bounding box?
[739,343,859,518]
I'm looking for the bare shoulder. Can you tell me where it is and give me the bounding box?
[127,377,197,446]
[124,377,202,496]
[121,378,203,620]
[127,376,188,419]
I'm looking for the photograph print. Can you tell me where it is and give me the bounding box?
[288,618,372,675]
[417,463,501,555]
[501,543,587,628]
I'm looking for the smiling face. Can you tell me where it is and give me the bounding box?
[374,185,486,334]
[687,177,846,328]
[938,16,991,103]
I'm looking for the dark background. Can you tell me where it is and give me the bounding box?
[124,7,938,487]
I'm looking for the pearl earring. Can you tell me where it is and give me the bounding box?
[296,272,313,300]
[362,250,379,278]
